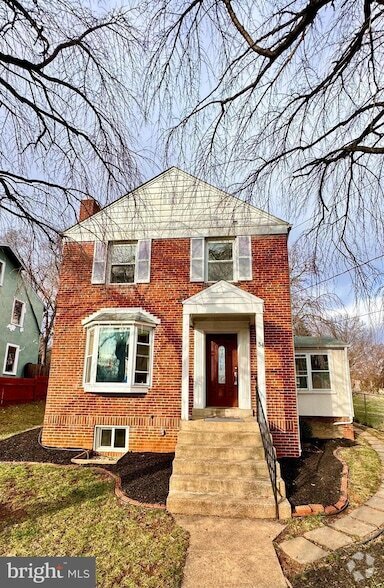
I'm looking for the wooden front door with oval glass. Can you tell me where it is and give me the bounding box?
[206,334,238,407]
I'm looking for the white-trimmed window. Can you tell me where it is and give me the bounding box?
[3,344,20,375]
[82,309,159,393]
[206,239,234,282]
[0,260,5,286]
[11,299,26,327]
[190,236,252,282]
[94,426,129,452]
[295,353,331,390]
[91,240,151,285]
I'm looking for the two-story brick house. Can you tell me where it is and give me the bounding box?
[43,167,355,518]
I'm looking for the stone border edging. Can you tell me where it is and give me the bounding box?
[292,448,349,517]
[0,459,166,511]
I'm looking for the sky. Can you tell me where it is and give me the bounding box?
[1,0,383,337]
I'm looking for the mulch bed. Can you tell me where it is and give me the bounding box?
[0,428,174,505]
[280,438,355,507]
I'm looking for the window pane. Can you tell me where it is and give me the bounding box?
[134,372,148,384]
[110,243,136,264]
[100,429,112,447]
[137,329,150,344]
[296,376,308,389]
[12,300,24,325]
[208,242,233,261]
[85,356,92,383]
[208,261,233,281]
[295,356,307,374]
[137,344,150,357]
[110,264,135,283]
[114,429,126,448]
[311,354,329,371]
[96,328,130,383]
[218,345,226,384]
[136,356,149,371]
[312,372,331,389]
[5,346,17,372]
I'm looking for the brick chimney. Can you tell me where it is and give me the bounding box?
[79,197,101,222]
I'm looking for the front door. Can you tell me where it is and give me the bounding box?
[206,334,238,407]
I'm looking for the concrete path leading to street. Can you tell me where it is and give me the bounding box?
[176,515,287,588]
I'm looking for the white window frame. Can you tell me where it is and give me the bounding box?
[83,321,155,394]
[94,425,129,452]
[205,238,236,283]
[108,241,137,285]
[0,260,5,286]
[11,298,26,327]
[295,352,332,392]
[3,343,20,376]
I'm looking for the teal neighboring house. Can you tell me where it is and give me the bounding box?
[0,245,44,377]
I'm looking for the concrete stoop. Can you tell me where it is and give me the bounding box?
[167,418,290,520]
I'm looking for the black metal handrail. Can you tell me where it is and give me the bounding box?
[256,386,278,517]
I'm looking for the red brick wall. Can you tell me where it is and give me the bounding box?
[42,235,300,457]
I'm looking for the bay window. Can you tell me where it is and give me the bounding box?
[82,309,159,393]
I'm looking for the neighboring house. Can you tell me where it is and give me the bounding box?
[0,245,44,377]
[42,168,354,518]
[295,336,354,440]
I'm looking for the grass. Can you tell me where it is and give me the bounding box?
[0,401,46,440]
[339,437,382,508]
[353,394,384,431]
[0,463,188,587]
[283,514,325,540]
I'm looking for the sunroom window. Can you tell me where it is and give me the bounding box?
[82,308,159,393]
[295,353,331,390]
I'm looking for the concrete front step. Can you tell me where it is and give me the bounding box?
[172,458,269,478]
[181,420,260,432]
[178,430,263,447]
[175,444,265,461]
[170,474,274,497]
[167,491,277,519]
[192,408,254,420]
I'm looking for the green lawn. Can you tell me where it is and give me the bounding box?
[0,401,46,440]
[0,464,188,587]
[353,394,384,431]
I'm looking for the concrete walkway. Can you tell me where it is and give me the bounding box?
[176,515,287,588]
[279,430,384,565]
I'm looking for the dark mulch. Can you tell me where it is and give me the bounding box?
[0,428,174,505]
[0,428,77,464]
[107,453,174,505]
[280,438,355,507]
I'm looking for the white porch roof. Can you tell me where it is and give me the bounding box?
[182,281,264,318]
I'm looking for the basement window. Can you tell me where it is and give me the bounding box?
[94,426,129,452]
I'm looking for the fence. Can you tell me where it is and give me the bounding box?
[0,376,48,406]
[353,393,384,431]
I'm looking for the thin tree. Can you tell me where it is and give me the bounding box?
[0,0,142,239]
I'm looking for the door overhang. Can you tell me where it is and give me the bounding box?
[181,281,266,420]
